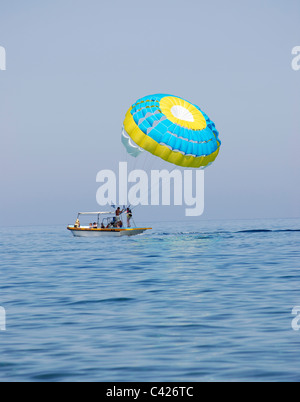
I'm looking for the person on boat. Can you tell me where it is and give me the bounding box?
[101,223,105,229]
[93,222,97,228]
[74,218,80,228]
[89,223,93,229]
[115,207,123,218]
[126,207,132,227]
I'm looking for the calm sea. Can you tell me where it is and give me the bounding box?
[0,218,300,382]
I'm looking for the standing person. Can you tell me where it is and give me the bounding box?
[115,207,124,221]
[126,207,132,227]
[115,207,121,217]
[115,207,122,228]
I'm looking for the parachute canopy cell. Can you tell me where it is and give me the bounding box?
[122,94,221,168]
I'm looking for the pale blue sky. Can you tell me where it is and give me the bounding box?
[0,0,299,226]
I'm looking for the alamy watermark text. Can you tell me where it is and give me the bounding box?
[0,45,6,71]
[292,46,300,71]
[292,306,300,331]
[0,306,6,331]
[96,162,204,217]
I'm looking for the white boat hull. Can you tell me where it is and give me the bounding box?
[67,226,151,237]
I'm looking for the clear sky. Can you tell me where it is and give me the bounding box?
[0,0,299,226]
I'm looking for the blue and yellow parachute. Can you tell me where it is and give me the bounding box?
[122,94,221,168]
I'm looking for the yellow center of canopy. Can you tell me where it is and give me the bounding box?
[159,96,207,130]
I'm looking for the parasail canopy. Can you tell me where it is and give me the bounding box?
[122,94,221,168]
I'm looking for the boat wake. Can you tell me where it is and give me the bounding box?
[153,228,300,238]
[237,229,300,233]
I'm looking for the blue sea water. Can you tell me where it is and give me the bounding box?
[0,218,300,382]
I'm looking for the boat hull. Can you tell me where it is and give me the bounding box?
[67,226,151,237]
